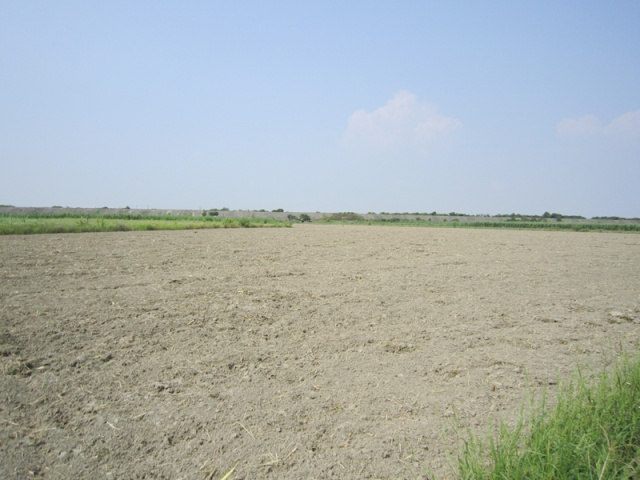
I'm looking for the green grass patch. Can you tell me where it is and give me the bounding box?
[448,221,640,232]
[453,355,640,479]
[318,217,640,232]
[0,213,290,235]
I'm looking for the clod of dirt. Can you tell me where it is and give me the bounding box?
[608,310,636,323]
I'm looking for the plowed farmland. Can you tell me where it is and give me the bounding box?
[1,225,639,479]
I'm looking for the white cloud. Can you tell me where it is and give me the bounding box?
[603,109,640,138]
[557,109,640,139]
[344,91,461,150]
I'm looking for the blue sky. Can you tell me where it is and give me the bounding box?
[2,1,639,217]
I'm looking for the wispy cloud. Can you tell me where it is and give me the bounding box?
[603,110,640,138]
[344,91,461,151]
[557,109,640,139]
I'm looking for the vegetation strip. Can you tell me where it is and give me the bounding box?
[455,355,640,479]
[2,211,638,234]
[318,214,640,232]
[0,213,290,235]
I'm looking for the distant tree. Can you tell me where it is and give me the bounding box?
[299,214,311,223]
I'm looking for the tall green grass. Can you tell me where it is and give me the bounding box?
[454,355,640,479]
[0,213,290,235]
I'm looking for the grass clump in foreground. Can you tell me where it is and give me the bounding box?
[0,213,290,235]
[455,355,640,479]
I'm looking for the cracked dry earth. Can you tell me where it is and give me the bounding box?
[1,225,639,479]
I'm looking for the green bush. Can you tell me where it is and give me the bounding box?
[325,212,364,221]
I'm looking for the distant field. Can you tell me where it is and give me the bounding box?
[337,217,640,232]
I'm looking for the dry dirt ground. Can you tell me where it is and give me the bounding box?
[1,225,639,479]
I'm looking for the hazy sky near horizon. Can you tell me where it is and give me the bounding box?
[2,2,639,217]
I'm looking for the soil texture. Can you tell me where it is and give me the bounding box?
[1,225,639,479]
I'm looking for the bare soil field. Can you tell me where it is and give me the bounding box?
[1,225,639,479]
